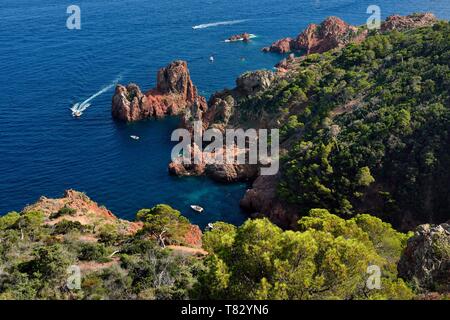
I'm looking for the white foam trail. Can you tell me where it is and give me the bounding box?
[192,19,248,29]
[71,75,122,115]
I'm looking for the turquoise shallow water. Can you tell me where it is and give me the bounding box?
[0,0,449,227]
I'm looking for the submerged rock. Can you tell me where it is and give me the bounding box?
[112,60,206,122]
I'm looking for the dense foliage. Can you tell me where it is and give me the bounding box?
[253,22,450,227]
[0,207,201,300]
[0,206,418,300]
[195,210,413,300]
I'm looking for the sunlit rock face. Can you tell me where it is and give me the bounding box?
[112,60,206,122]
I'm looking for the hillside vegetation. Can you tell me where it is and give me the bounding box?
[243,22,450,228]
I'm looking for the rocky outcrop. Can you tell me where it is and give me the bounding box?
[226,33,251,42]
[275,53,296,73]
[23,190,205,249]
[24,189,142,235]
[236,70,276,96]
[206,163,259,183]
[183,224,203,248]
[398,222,450,293]
[263,17,367,55]
[169,144,259,183]
[262,38,294,54]
[381,13,437,32]
[112,60,207,122]
[263,14,438,56]
[168,69,276,182]
[297,16,367,55]
[240,174,299,228]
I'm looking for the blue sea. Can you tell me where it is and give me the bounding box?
[0,0,449,227]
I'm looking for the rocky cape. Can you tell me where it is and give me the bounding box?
[262,13,437,55]
[112,60,207,122]
[24,190,204,251]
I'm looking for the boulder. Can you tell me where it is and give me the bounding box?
[398,222,450,293]
[236,70,275,96]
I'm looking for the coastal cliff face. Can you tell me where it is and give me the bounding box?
[112,60,207,122]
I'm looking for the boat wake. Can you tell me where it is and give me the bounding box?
[192,19,248,30]
[70,75,122,117]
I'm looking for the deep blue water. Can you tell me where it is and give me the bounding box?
[0,0,449,226]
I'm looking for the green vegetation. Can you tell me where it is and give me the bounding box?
[195,210,413,300]
[0,203,419,300]
[136,204,192,247]
[264,22,450,226]
[0,205,201,300]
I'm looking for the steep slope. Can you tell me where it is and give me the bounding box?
[239,20,450,230]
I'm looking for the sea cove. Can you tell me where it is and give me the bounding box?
[1,0,449,227]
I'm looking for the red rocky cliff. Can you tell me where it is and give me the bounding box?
[263,16,366,55]
[112,60,206,122]
[263,14,438,56]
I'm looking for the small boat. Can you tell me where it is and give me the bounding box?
[190,205,204,213]
[130,135,140,140]
[72,110,82,117]
[206,223,214,230]
[209,55,214,63]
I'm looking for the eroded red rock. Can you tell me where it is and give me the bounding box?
[381,13,437,32]
[112,60,206,122]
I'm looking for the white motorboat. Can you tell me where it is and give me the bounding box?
[130,135,140,140]
[72,110,82,117]
[190,205,204,213]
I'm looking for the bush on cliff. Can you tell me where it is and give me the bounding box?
[195,210,414,300]
[136,204,191,246]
